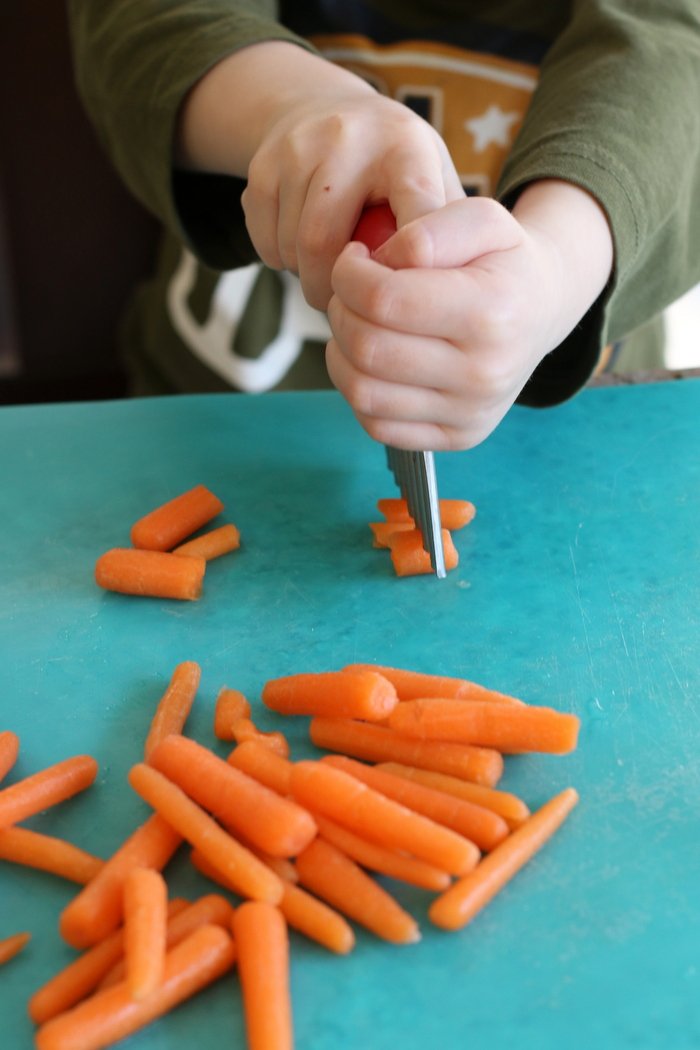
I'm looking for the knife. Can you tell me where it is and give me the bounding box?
[352,204,446,578]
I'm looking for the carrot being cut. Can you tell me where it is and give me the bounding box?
[343,663,523,704]
[59,813,182,950]
[0,754,98,831]
[389,528,458,577]
[213,688,251,740]
[262,668,398,721]
[389,698,581,755]
[377,763,531,828]
[130,484,224,551]
[378,497,476,530]
[34,925,236,1050]
[227,740,293,796]
[368,521,414,548]
[0,730,20,782]
[95,548,206,601]
[322,755,509,852]
[295,837,420,945]
[123,868,168,1001]
[128,762,283,905]
[173,523,240,560]
[290,760,479,876]
[148,734,317,858]
[309,717,504,787]
[0,826,104,884]
[143,660,201,761]
[0,931,30,966]
[233,902,293,1050]
[429,787,579,931]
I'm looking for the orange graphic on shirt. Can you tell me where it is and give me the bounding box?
[311,33,539,196]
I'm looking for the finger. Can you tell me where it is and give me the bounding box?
[241,167,285,271]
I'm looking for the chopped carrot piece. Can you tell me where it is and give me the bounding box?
[368,521,415,548]
[59,814,182,950]
[378,497,476,530]
[34,925,236,1050]
[322,755,509,852]
[262,669,398,721]
[389,528,458,577]
[148,735,317,858]
[429,787,579,931]
[0,931,30,966]
[296,838,420,945]
[130,484,224,551]
[0,754,98,831]
[233,902,293,1050]
[0,730,20,782]
[388,698,581,755]
[123,868,168,1001]
[0,827,104,884]
[143,660,201,761]
[377,763,531,828]
[227,740,294,795]
[290,760,479,876]
[309,717,504,787]
[213,688,251,740]
[95,548,206,601]
[127,762,283,905]
[229,718,290,758]
[343,663,524,704]
[172,523,240,560]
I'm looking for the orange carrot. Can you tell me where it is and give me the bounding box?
[295,838,420,944]
[0,931,30,966]
[322,755,509,852]
[377,763,531,828]
[229,719,291,758]
[309,717,504,787]
[172,523,240,560]
[389,528,458,576]
[227,741,293,796]
[143,660,201,761]
[123,868,168,1001]
[343,663,524,704]
[30,929,132,1025]
[148,734,316,858]
[378,497,476,530]
[233,902,293,1050]
[0,730,20,781]
[35,925,236,1050]
[429,787,579,931]
[389,698,581,755]
[192,834,299,885]
[262,668,398,721]
[0,754,98,831]
[313,813,451,892]
[95,548,206,601]
[368,521,415,548]
[130,484,224,551]
[290,760,478,876]
[0,827,104,884]
[128,762,283,905]
[59,814,182,950]
[213,688,251,740]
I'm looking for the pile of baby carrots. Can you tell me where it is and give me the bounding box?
[370,497,476,576]
[1,661,580,1049]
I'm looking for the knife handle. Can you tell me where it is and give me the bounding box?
[352,203,397,252]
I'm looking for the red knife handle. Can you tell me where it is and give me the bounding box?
[352,203,397,252]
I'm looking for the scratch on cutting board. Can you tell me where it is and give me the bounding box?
[568,542,596,687]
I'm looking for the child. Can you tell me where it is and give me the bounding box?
[67,1,700,449]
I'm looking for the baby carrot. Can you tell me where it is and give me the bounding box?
[322,755,509,852]
[389,698,581,755]
[128,762,283,905]
[59,813,182,950]
[143,660,201,761]
[0,827,104,883]
[0,930,30,966]
[30,929,131,1025]
[389,528,458,576]
[227,740,293,795]
[429,787,580,931]
[309,717,504,787]
[233,902,293,1050]
[290,760,479,876]
[123,868,168,1001]
[229,718,291,758]
[295,838,420,945]
[378,497,476,530]
[172,523,240,560]
[0,729,20,781]
[377,763,531,828]
[148,734,317,858]
[130,484,224,551]
[213,687,251,740]
[368,521,415,548]
[95,548,206,601]
[262,668,398,721]
[0,754,98,831]
[34,925,236,1050]
[190,845,298,889]
[313,813,451,892]
[343,663,524,704]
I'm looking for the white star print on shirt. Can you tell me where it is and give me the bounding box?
[465,104,520,152]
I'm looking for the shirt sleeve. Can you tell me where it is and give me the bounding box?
[497,0,700,405]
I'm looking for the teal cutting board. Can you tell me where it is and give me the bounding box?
[1,383,699,1049]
